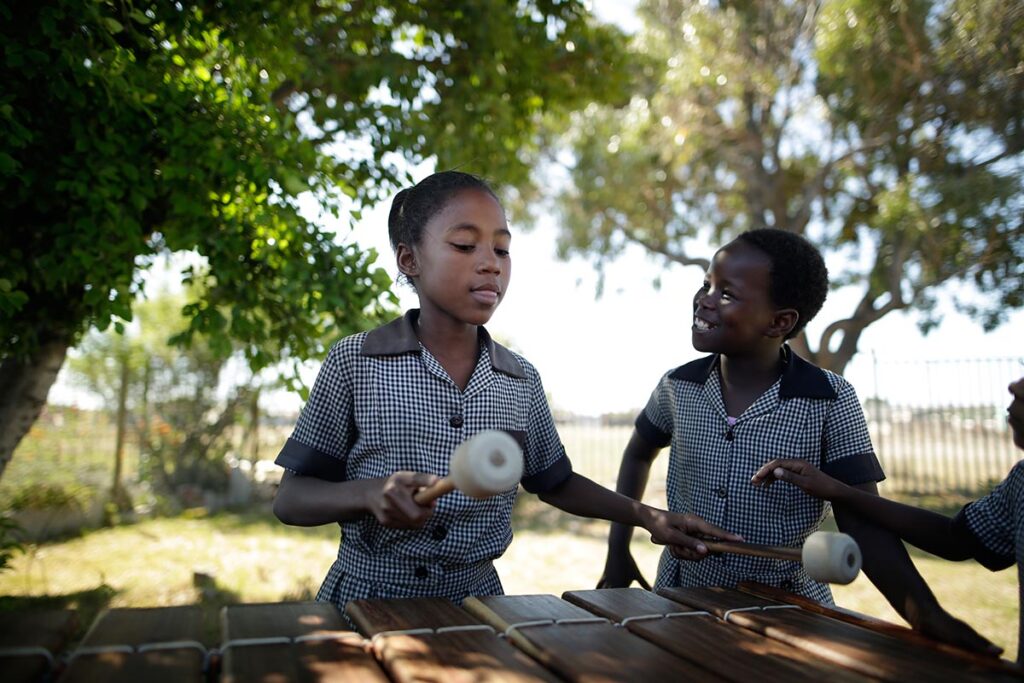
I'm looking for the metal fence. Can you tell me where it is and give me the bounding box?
[863,355,1022,494]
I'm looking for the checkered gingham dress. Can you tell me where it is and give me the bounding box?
[276,310,572,608]
[637,347,885,603]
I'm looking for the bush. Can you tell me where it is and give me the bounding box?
[7,482,84,511]
[0,516,24,574]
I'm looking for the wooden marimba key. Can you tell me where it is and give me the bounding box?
[659,586,1019,682]
[58,605,206,683]
[219,601,386,682]
[0,609,77,683]
[10,588,1017,681]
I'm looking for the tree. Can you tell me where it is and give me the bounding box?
[66,319,144,512]
[0,1,632,478]
[72,291,260,510]
[539,0,1024,373]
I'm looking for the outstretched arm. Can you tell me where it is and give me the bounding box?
[751,459,974,560]
[540,455,742,567]
[833,482,1000,656]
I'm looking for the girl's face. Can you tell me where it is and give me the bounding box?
[400,188,512,327]
[691,240,783,356]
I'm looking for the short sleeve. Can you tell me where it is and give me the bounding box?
[635,372,673,448]
[519,363,572,494]
[955,463,1023,571]
[274,341,355,482]
[819,378,885,486]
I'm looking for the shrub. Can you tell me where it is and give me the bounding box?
[7,483,84,512]
[0,516,24,574]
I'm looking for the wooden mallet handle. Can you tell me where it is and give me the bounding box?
[702,539,801,562]
[413,478,456,505]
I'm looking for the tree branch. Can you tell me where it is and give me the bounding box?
[620,227,710,270]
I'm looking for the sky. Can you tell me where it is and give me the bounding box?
[50,0,1022,416]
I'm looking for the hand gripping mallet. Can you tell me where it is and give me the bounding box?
[700,531,863,584]
[413,430,524,504]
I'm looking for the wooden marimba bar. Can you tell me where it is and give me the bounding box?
[4,587,1020,682]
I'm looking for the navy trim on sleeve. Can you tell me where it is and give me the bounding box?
[952,505,1015,571]
[521,454,573,494]
[275,438,347,482]
[820,451,886,486]
[635,412,671,448]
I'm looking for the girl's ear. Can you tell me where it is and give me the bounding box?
[396,243,419,279]
[767,308,799,339]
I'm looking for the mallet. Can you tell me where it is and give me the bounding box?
[701,531,862,585]
[413,430,524,504]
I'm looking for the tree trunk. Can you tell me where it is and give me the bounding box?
[248,387,260,464]
[0,337,71,480]
[111,354,133,512]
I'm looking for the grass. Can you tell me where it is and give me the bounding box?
[0,492,1018,660]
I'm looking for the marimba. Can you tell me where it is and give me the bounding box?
[5,586,1020,682]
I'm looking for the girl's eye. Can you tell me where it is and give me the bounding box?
[496,248,510,257]
[451,243,474,252]
[721,290,734,299]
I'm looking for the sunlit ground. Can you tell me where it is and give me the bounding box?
[0,495,1017,659]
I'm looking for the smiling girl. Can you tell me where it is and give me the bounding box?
[599,228,994,653]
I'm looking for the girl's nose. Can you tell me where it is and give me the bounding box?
[478,248,501,272]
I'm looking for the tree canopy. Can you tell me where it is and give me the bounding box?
[540,0,1024,372]
[0,0,632,476]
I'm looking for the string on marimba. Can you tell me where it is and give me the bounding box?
[619,610,711,626]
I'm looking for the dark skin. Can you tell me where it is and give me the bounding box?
[751,377,1024,657]
[274,188,742,558]
[600,240,998,655]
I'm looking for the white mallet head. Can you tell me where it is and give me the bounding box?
[801,531,862,584]
[449,430,524,498]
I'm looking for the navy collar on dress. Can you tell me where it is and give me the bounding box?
[668,344,837,400]
[360,309,526,379]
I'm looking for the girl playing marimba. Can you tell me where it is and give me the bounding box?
[272,170,738,609]
[599,228,996,655]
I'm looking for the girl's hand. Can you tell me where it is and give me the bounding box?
[641,508,743,561]
[597,550,652,590]
[914,603,1003,658]
[750,458,844,500]
[366,471,438,528]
